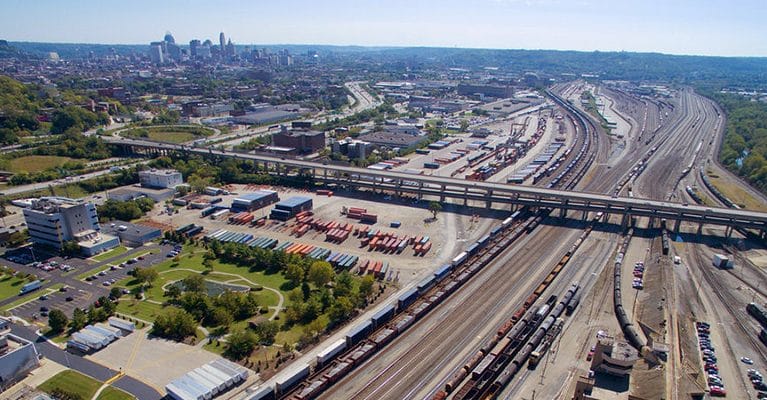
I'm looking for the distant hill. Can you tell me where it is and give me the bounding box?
[0,40,24,58]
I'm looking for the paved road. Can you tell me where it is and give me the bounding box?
[9,323,163,400]
[0,160,151,197]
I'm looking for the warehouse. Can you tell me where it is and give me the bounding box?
[270,196,312,220]
[166,358,250,400]
[230,190,279,212]
[102,221,163,247]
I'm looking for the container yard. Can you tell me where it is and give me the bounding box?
[147,183,495,289]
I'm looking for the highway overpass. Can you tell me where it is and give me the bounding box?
[107,137,767,234]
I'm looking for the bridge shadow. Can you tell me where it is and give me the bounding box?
[323,187,513,220]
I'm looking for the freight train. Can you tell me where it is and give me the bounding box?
[699,169,739,209]
[747,302,767,329]
[251,210,532,400]
[463,283,582,400]
[613,230,645,351]
[436,217,596,400]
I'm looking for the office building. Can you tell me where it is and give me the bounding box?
[219,32,226,52]
[139,169,183,189]
[189,39,200,58]
[22,197,119,255]
[148,42,164,64]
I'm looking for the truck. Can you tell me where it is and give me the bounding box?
[19,280,42,295]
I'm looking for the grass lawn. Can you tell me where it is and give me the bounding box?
[38,370,102,399]
[116,299,168,321]
[0,274,29,301]
[97,386,135,400]
[121,126,214,144]
[8,155,76,173]
[92,246,130,262]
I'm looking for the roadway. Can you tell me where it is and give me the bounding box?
[0,160,150,197]
[104,135,767,232]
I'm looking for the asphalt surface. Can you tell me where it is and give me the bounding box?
[9,323,163,400]
[1,243,174,324]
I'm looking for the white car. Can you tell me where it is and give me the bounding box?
[741,357,754,365]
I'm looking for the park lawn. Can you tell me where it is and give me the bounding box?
[38,370,102,399]
[122,126,214,144]
[92,246,130,262]
[97,386,135,400]
[0,274,28,301]
[8,155,76,173]
[116,299,168,322]
[146,131,198,143]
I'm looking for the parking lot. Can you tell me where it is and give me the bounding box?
[0,242,177,324]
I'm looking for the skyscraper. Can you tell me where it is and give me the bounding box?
[219,32,226,51]
[164,32,176,44]
[149,42,164,64]
[189,39,200,58]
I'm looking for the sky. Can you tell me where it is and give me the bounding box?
[2,0,766,57]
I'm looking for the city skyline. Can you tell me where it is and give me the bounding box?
[2,0,767,57]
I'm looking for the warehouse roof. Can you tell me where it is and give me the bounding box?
[235,190,277,201]
[276,196,312,208]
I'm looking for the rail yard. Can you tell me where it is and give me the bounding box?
[3,72,767,400]
[223,81,767,400]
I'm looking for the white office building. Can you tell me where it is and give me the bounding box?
[139,169,183,189]
[22,197,119,256]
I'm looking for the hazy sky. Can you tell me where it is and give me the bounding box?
[2,0,766,57]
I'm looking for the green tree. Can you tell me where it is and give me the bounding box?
[165,284,182,300]
[109,287,122,299]
[359,275,375,301]
[205,307,233,327]
[134,267,159,288]
[308,261,335,287]
[70,307,87,332]
[254,320,280,345]
[284,263,305,286]
[459,119,470,132]
[47,309,68,333]
[225,329,257,360]
[61,241,81,256]
[329,296,354,324]
[182,274,206,293]
[152,309,197,341]
[428,201,442,219]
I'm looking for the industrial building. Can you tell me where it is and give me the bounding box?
[107,185,176,203]
[331,137,372,159]
[101,221,163,247]
[22,197,119,256]
[589,336,639,377]
[166,358,249,400]
[0,323,41,389]
[270,196,312,221]
[272,126,325,154]
[357,127,429,150]
[67,318,134,353]
[230,190,279,212]
[457,83,515,99]
[139,169,184,189]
